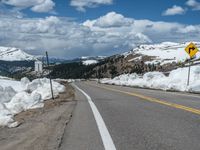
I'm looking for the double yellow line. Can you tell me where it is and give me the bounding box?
[87,82,200,115]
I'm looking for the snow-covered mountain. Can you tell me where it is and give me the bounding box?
[0,47,35,61]
[82,60,98,65]
[73,41,200,78]
[123,42,200,65]
[81,56,106,60]
[81,56,106,65]
[101,42,200,93]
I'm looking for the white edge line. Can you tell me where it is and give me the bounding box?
[72,83,117,150]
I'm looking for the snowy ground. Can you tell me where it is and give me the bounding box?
[0,77,65,127]
[82,59,98,65]
[123,42,200,65]
[0,46,35,61]
[0,82,75,150]
[101,65,200,93]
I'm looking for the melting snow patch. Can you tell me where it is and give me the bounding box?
[101,66,200,93]
[0,77,65,127]
[82,60,98,65]
[123,42,200,65]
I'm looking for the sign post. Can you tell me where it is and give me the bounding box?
[187,59,191,86]
[185,42,199,86]
[46,51,54,100]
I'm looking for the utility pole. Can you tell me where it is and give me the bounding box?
[46,51,54,99]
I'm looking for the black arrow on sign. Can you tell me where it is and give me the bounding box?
[189,47,195,54]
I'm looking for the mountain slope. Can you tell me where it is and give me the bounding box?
[50,42,200,79]
[124,42,200,65]
[0,47,35,61]
[81,56,106,65]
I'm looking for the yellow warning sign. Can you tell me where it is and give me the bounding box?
[185,43,199,58]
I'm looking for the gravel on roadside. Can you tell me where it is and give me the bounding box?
[0,82,76,150]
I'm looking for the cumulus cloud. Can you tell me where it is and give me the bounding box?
[162,5,186,16]
[70,0,113,12]
[1,0,55,13]
[0,12,200,58]
[186,0,200,10]
[1,0,40,7]
[0,5,24,18]
[91,12,134,28]
[31,0,55,13]
[177,25,200,33]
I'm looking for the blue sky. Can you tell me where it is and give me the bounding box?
[0,0,200,58]
[22,0,200,24]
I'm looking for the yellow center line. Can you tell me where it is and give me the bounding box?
[85,82,200,115]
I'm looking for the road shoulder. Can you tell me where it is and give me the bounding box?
[0,82,76,150]
[59,83,104,150]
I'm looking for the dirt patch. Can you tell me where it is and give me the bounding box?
[0,81,76,150]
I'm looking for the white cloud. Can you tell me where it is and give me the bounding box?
[31,0,55,13]
[0,12,200,58]
[1,0,55,13]
[177,25,200,33]
[92,12,134,28]
[186,0,200,10]
[19,16,60,33]
[0,6,24,18]
[1,0,41,7]
[70,0,113,12]
[162,5,186,16]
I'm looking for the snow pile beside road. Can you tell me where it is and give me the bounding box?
[0,77,65,127]
[101,66,200,93]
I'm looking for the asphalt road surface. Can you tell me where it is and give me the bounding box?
[60,81,200,150]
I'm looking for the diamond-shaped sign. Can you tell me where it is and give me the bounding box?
[185,43,199,58]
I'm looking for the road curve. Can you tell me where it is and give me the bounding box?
[60,81,200,150]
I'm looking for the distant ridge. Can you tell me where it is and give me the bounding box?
[0,47,35,61]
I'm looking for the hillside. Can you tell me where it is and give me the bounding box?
[124,42,200,65]
[0,47,35,61]
[50,42,200,79]
[90,42,200,78]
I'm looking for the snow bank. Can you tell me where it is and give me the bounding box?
[82,60,98,65]
[0,77,65,127]
[101,66,200,93]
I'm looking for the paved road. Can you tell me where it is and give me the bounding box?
[60,81,200,150]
